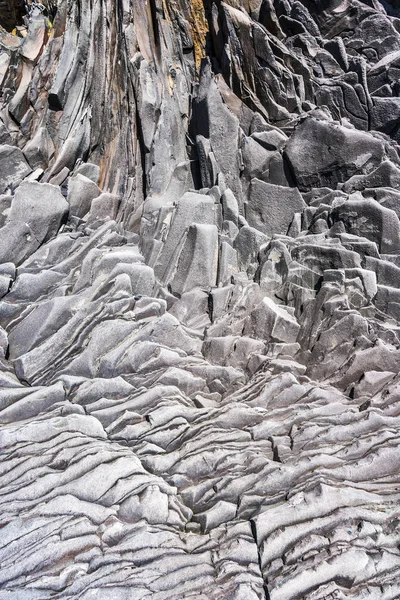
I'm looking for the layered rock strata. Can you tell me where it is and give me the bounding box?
[2,0,400,598]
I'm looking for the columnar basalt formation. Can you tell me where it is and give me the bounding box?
[2,0,400,598]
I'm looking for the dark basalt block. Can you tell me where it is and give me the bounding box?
[284,117,385,190]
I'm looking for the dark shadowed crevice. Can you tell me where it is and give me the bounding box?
[0,0,26,31]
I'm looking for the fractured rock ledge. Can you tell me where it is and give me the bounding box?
[2,0,400,599]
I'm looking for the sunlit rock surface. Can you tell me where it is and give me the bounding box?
[2,0,400,598]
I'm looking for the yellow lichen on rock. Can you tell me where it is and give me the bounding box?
[164,0,208,72]
[189,0,208,71]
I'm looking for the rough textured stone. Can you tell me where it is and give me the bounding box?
[285,117,385,190]
[246,179,306,236]
[2,1,400,599]
[330,197,400,254]
[0,145,31,193]
[8,181,69,244]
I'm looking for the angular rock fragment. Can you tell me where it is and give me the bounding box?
[0,145,31,193]
[67,173,102,219]
[285,117,385,190]
[245,297,300,343]
[2,0,400,598]
[170,224,219,294]
[8,181,68,244]
[330,197,400,253]
[246,179,305,236]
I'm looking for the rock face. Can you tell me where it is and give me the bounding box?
[2,0,400,599]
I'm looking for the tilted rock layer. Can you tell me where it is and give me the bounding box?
[2,0,400,598]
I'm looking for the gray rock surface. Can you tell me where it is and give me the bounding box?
[2,0,400,598]
[0,144,32,193]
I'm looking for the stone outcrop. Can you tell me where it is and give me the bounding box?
[2,0,400,599]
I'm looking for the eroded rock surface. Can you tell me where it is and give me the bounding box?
[2,0,400,598]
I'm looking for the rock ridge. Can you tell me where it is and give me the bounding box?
[1,0,400,598]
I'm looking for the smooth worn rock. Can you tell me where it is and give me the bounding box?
[1,0,400,598]
[246,179,305,236]
[285,117,385,190]
[8,181,69,245]
[0,145,32,193]
[67,174,102,219]
[170,224,219,294]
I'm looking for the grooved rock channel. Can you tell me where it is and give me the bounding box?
[3,0,400,598]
